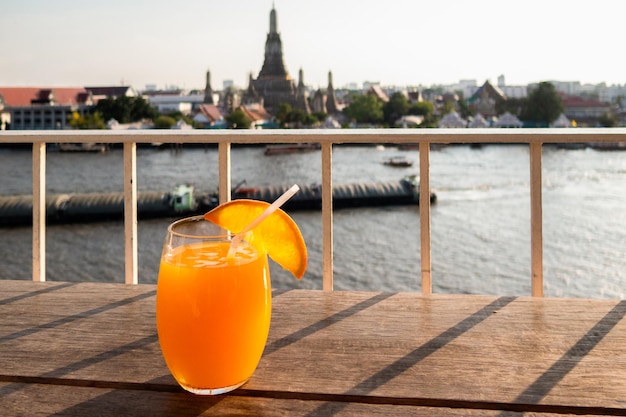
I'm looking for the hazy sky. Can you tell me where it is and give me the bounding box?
[1,0,624,91]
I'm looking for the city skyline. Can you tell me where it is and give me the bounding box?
[1,0,625,91]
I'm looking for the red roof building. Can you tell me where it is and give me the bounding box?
[0,87,93,130]
[560,94,614,126]
[192,104,226,128]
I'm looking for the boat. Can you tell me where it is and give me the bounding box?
[383,156,413,167]
[398,143,447,151]
[0,177,437,226]
[229,176,436,211]
[588,142,626,151]
[56,143,108,152]
[264,143,321,155]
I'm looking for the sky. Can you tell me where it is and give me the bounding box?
[1,0,625,91]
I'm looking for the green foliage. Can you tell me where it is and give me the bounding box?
[274,103,292,127]
[311,111,327,124]
[405,101,438,127]
[382,92,410,125]
[456,96,471,119]
[496,97,525,117]
[441,101,457,116]
[343,94,384,125]
[287,108,307,127]
[68,111,106,129]
[162,111,193,126]
[408,101,434,116]
[520,82,563,125]
[153,115,177,129]
[95,96,157,124]
[597,112,616,127]
[273,103,320,127]
[225,108,251,129]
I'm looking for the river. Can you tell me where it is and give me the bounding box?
[1,143,625,299]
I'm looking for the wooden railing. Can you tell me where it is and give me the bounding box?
[2,128,626,295]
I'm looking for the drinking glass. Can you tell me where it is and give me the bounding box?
[156,215,271,395]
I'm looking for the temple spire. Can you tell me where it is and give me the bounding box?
[326,70,339,114]
[295,67,311,114]
[270,4,277,34]
[203,69,214,104]
[258,4,288,79]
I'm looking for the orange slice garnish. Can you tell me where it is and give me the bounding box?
[203,199,307,279]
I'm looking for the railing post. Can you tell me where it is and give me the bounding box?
[321,142,333,291]
[218,142,231,203]
[123,142,138,285]
[419,142,432,294]
[32,142,46,282]
[530,142,543,296]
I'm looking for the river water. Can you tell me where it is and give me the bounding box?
[1,143,625,299]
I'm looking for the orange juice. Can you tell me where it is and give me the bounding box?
[156,240,271,394]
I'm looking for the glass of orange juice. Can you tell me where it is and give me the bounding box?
[156,215,271,395]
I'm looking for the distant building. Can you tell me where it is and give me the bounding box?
[251,6,309,115]
[560,94,614,126]
[0,87,93,130]
[495,112,523,128]
[367,84,389,103]
[193,104,226,129]
[310,71,342,116]
[85,86,137,101]
[467,80,506,119]
[468,113,490,128]
[239,103,273,129]
[203,70,215,105]
[147,93,204,115]
[438,111,466,128]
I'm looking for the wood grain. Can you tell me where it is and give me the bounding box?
[2,281,626,416]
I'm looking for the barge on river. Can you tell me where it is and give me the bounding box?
[0,177,436,227]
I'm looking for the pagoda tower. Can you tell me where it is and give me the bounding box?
[203,70,214,104]
[253,5,308,114]
[295,68,311,114]
[325,70,339,115]
[243,72,263,105]
[257,6,289,79]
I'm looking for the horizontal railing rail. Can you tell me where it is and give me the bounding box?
[2,128,626,295]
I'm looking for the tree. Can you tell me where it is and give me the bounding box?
[68,111,106,129]
[409,101,434,117]
[383,92,410,126]
[225,108,251,129]
[598,112,616,127]
[95,96,157,124]
[406,101,437,128]
[456,94,471,119]
[519,82,563,126]
[343,94,384,125]
[496,97,525,117]
[274,103,292,127]
[153,115,176,129]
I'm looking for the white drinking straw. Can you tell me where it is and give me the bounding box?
[227,184,300,258]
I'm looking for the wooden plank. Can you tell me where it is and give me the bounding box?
[123,142,138,285]
[257,291,626,412]
[321,142,333,291]
[4,383,596,417]
[218,142,231,204]
[2,282,626,415]
[530,142,543,296]
[31,142,46,282]
[419,142,431,294]
[3,127,626,146]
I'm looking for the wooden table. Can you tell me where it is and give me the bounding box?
[2,280,626,416]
